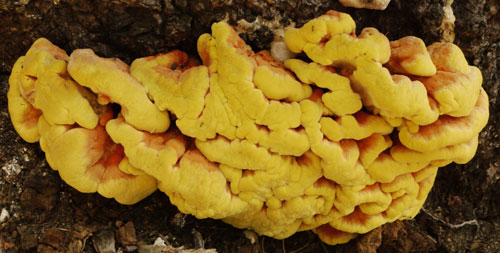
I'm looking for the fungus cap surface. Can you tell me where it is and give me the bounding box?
[7,10,489,246]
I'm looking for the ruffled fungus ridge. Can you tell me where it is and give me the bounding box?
[8,10,488,245]
[9,39,160,205]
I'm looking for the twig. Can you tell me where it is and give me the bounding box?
[260,237,265,253]
[421,207,480,229]
[288,241,311,253]
[320,241,329,253]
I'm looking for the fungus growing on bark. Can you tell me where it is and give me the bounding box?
[8,10,488,245]
[68,49,170,133]
[38,115,157,204]
[8,57,42,143]
[386,36,437,76]
[8,38,72,143]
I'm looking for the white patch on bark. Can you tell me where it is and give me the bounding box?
[1,158,21,177]
[0,208,9,223]
[339,0,391,10]
[440,0,456,42]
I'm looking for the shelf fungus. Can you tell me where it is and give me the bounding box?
[8,10,489,245]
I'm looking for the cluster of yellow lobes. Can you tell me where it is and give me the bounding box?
[8,11,489,245]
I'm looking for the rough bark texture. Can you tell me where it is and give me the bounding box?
[0,0,498,252]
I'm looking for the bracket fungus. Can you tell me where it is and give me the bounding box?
[8,10,489,245]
